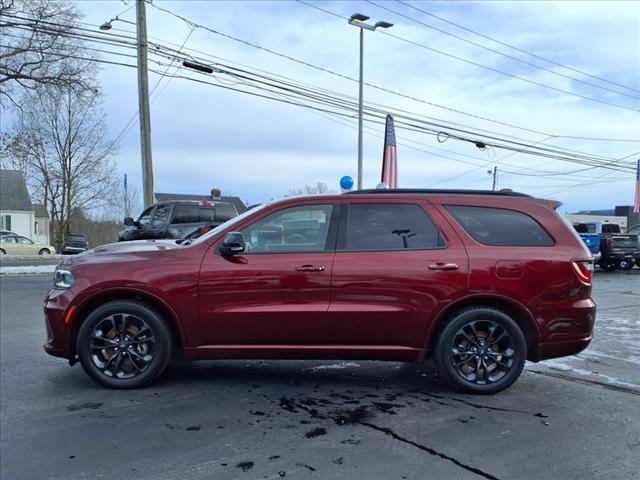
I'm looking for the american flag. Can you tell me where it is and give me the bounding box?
[634,159,640,213]
[381,114,398,188]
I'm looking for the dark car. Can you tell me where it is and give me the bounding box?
[44,189,595,394]
[62,234,89,255]
[118,200,238,242]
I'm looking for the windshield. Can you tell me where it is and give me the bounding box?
[189,203,270,246]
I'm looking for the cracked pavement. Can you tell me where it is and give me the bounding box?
[1,273,638,480]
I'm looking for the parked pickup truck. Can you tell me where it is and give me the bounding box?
[572,223,600,261]
[581,222,638,271]
[118,200,238,242]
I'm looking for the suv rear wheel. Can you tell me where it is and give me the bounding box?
[434,307,526,394]
[76,300,172,389]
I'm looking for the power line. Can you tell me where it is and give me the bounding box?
[148,2,640,139]
[8,10,640,143]
[367,0,639,100]
[298,0,640,112]
[395,0,640,94]
[4,18,637,177]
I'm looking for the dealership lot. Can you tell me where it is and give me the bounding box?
[1,272,638,480]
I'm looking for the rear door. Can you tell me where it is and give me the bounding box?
[328,199,469,348]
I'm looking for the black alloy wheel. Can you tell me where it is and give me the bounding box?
[77,300,172,388]
[434,307,526,394]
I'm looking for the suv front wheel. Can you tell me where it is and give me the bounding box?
[76,300,172,389]
[434,307,526,394]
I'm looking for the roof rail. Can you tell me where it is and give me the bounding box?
[345,188,532,198]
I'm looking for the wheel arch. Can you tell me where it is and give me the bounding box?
[68,288,185,356]
[426,295,540,361]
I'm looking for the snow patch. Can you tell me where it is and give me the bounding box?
[0,265,57,275]
[535,360,640,390]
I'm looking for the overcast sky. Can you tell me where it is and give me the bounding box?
[69,1,640,212]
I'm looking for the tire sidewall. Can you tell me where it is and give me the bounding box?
[434,308,526,394]
[76,300,172,389]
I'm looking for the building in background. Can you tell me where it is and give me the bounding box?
[0,169,50,244]
[567,205,640,232]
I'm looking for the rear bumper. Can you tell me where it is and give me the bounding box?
[62,246,86,253]
[534,297,596,361]
[536,336,592,361]
[601,251,634,261]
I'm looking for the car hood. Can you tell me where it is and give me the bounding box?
[59,239,180,267]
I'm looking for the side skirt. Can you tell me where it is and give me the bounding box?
[183,345,426,362]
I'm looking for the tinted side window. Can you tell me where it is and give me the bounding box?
[151,204,172,227]
[172,205,215,224]
[601,224,620,233]
[446,205,554,246]
[340,203,444,251]
[242,205,334,253]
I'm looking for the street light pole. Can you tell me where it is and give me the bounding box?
[348,14,393,190]
[136,0,154,208]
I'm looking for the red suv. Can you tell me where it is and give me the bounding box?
[44,189,595,394]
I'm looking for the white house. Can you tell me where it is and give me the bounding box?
[0,169,51,245]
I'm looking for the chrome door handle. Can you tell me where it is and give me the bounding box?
[295,265,325,272]
[428,263,459,271]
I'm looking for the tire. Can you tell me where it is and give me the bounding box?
[617,259,634,270]
[76,300,172,389]
[38,248,51,255]
[434,307,526,394]
[0,248,5,255]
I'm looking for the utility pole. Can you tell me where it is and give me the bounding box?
[357,27,364,191]
[136,0,154,208]
[124,173,129,218]
[491,166,498,191]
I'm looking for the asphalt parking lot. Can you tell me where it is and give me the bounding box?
[1,271,638,480]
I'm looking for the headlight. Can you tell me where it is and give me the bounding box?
[54,269,74,289]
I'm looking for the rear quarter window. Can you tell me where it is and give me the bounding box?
[446,205,554,247]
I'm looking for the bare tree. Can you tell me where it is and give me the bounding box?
[4,86,117,249]
[0,0,97,109]
[288,182,337,197]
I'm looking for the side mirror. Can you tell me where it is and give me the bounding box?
[124,217,135,226]
[219,232,245,255]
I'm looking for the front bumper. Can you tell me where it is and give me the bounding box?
[43,288,76,360]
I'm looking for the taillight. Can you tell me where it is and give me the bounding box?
[571,259,593,285]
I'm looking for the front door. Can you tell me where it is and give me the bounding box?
[198,202,338,345]
[329,200,469,348]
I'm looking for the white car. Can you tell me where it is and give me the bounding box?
[0,234,56,255]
